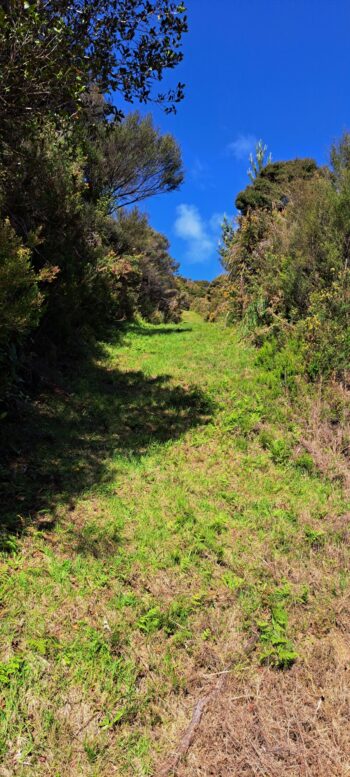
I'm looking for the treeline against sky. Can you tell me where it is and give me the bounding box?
[0,1,188,403]
[218,138,350,383]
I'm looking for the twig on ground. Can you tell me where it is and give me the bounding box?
[156,633,259,776]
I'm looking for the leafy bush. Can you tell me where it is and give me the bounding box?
[0,0,187,400]
[235,158,317,215]
[221,135,350,382]
[300,281,350,378]
[0,220,42,400]
[0,112,186,390]
[0,221,42,350]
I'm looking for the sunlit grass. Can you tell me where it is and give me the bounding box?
[0,312,348,775]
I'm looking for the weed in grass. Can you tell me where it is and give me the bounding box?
[258,610,298,669]
[0,656,26,686]
[294,451,315,473]
[84,741,101,764]
[222,572,245,591]
[259,431,292,464]
[304,526,326,548]
[138,606,163,634]
[225,395,264,436]
[258,588,298,669]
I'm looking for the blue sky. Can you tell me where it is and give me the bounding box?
[126,0,350,280]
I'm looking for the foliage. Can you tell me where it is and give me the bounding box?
[86,112,183,208]
[0,220,42,351]
[138,229,186,323]
[220,134,350,381]
[0,86,186,405]
[235,158,318,215]
[0,0,188,148]
[204,274,233,321]
[178,274,232,321]
[219,215,236,271]
[300,280,350,378]
[176,277,209,308]
[247,139,272,183]
[0,220,42,400]
[98,208,187,324]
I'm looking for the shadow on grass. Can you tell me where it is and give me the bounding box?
[0,337,213,542]
[124,324,193,336]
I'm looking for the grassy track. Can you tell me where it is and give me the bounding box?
[1,312,349,776]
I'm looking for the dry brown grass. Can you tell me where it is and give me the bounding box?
[157,627,350,777]
[299,380,350,494]
[153,516,350,777]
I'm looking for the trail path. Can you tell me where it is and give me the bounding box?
[1,313,349,776]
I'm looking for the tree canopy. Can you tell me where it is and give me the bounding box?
[0,0,187,145]
[219,135,350,380]
[235,158,318,215]
[86,112,183,208]
[0,0,188,403]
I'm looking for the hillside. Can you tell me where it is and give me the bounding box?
[1,313,349,776]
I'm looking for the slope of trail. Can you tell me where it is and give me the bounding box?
[1,312,349,776]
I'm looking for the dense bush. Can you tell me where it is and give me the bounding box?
[235,159,317,215]
[177,275,232,321]
[0,0,188,407]
[0,222,41,345]
[0,220,42,398]
[221,136,350,381]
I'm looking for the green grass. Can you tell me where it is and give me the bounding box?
[0,312,348,775]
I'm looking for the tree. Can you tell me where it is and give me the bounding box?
[219,215,236,270]
[91,208,186,323]
[236,158,318,215]
[139,229,180,318]
[86,112,183,208]
[0,0,188,146]
[248,140,272,182]
[0,0,188,398]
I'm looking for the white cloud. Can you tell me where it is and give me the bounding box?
[174,204,224,264]
[174,204,205,241]
[228,133,257,160]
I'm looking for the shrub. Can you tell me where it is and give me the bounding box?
[222,137,350,382]
[300,279,350,379]
[0,221,42,350]
[0,220,42,399]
